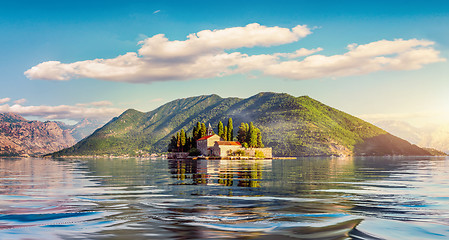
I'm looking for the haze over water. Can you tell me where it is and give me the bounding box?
[0,156,448,239]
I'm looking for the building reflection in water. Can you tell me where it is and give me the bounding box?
[168,159,271,188]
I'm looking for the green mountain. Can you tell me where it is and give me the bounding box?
[52,92,432,157]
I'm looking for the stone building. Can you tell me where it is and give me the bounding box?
[211,141,242,157]
[197,134,223,156]
[196,123,272,158]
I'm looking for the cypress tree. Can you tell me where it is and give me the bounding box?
[201,123,207,137]
[223,126,228,141]
[227,118,233,141]
[192,126,198,141]
[237,122,247,143]
[246,122,253,144]
[218,121,224,138]
[176,132,181,152]
[196,122,202,139]
[168,135,177,152]
[248,122,258,147]
[180,129,186,151]
[256,128,263,148]
[186,136,190,151]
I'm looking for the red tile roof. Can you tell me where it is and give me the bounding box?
[215,141,241,146]
[197,134,217,141]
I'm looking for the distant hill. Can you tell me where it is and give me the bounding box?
[0,113,104,157]
[52,92,433,157]
[375,120,449,154]
[56,118,104,142]
[0,113,76,156]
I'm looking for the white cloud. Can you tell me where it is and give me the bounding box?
[153,10,160,14]
[274,47,323,58]
[263,39,445,80]
[24,24,311,83]
[137,23,311,59]
[24,23,445,83]
[14,98,27,104]
[0,98,10,104]
[0,102,123,121]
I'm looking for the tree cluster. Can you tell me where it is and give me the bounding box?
[237,122,264,148]
[192,122,208,142]
[168,121,216,154]
[167,129,195,152]
[217,118,234,141]
[167,118,263,153]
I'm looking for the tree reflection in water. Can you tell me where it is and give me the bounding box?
[168,159,269,188]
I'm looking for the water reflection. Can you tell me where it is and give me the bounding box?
[168,159,267,188]
[0,156,448,239]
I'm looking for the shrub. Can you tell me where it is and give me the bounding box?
[255,150,265,158]
[189,147,201,156]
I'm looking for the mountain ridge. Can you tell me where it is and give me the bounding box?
[0,113,76,156]
[376,120,449,154]
[52,92,434,157]
[0,114,104,156]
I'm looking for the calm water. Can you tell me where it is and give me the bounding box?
[0,157,448,239]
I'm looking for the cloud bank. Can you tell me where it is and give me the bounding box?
[24,23,445,83]
[0,101,123,121]
[0,98,11,104]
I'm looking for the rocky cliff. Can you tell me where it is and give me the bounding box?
[0,113,76,156]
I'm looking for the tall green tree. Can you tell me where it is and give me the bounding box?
[176,132,181,151]
[186,136,190,150]
[246,122,253,144]
[192,126,198,141]
[223,126,228,141]
[237,122,248,143]
[180,129,186,151]
[227,118,233,141]
[218,121,224,138]
[168,135,177,152]
[200,123,207,137]
[194,122,201,140]
[256,128,263,148]
[248,122,258,147]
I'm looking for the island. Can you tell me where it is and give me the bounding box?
[49,93,443,158]
[167,119,272,159]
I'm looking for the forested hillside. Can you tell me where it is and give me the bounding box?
[52,92,431,157]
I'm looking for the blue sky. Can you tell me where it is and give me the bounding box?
[0,0,448,126]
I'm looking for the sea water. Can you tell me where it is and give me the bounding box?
[0,156,448,239]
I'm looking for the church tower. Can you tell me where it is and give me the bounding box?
[207,123,214,135]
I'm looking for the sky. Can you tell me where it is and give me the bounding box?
[0,0,448,127]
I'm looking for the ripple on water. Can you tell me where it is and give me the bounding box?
[1,157,449,239]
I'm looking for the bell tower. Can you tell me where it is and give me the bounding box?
[207,123,213,135]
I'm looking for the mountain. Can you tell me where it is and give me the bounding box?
[374,120,422,144]
[419,125,449,154]
[52,92,433,157]
[375,120,449,154]
[0,113,76,156]
[56,118,104,142]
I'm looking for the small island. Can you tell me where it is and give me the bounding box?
[167,118,272,159]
